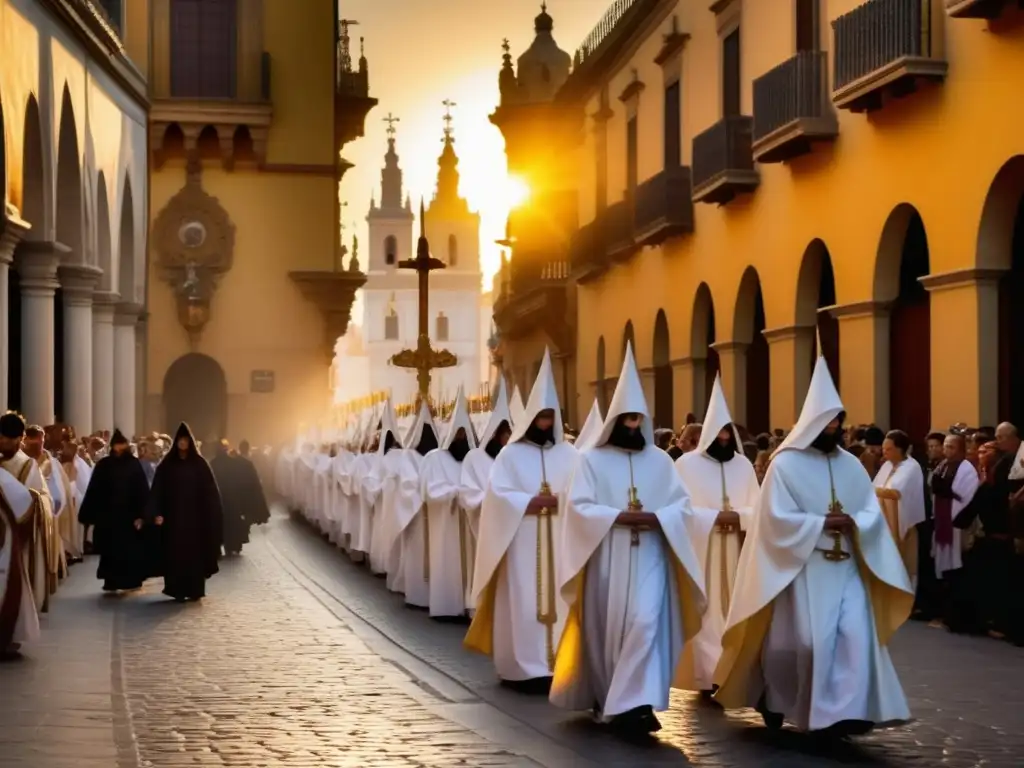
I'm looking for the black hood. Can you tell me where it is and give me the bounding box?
[171,422,200,459]
[110,428,130,448]
[416,426,439,456]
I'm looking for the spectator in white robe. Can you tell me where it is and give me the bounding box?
[390,401,439,608]
[460,377,513,614]
[0,468,42,657]
[423,387,477,619]
[929,433,979,580]
[873,430,927,588]
[465,349,576,694]
[714,356,914,736]
[674,374,760,699]
[550,343,705,736]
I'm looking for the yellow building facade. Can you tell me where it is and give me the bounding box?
[1,0,149,434]
[144,0,374,445]
[497,0,1024,439]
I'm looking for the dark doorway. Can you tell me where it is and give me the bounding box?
[812,248,840,388]
[653,310,672,429]
[54,289,64,421]
[889,209,931,439]
[746,286,770,435]
[705,309,719,414]
[7,268,20,412]
[999,193,1024,427]
[163,353,228,444]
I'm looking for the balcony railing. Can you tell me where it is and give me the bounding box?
[945,0,1017,18]
[691,115,759,205]
[633,166,694,246]
[752,51,837,164]
[832,0,947,112]
[604,199,635,259]
[570,219,606,281]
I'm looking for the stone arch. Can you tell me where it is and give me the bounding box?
[877,203,931,436]
[118,175,135,302]
[196,125,221,159]
[96,172,112,285]
[596,335,607,412]
[21,95,45,233]
[982,157,1024,425]
[795,238,839,388]
[163,353,228,443]
[732,266,770,434]
[652,309,672,428]
[691,281,718,417]
[55,85,83,259]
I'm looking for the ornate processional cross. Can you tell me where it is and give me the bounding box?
[389,200,457,400]
[442,99,457,142]
[383,112,400,137]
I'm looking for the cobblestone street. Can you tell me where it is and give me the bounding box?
[3,508,1023,768]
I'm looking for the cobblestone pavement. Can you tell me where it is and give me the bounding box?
[4,506,1024,768]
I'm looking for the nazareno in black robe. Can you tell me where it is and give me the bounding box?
[77,431,151,591]
[210,448,270,554]
[147,423,224,600]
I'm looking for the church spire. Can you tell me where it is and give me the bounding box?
[379,113,404,210]
[434,100,461,205]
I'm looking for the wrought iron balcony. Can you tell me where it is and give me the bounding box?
[570,219,607,283]
[633,166,694,246]
[752,51,837,164]
[832,0,948,113]
[493,252,570,343]
[691,115,759,205]
[604,198,635,260]
[946,0,1019,18]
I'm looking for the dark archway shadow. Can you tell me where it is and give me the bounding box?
[734,267,769,434]
[653,309,672,429]
[163,353,228,443]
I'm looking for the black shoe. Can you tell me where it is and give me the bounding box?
[610,705,662,736]
[817,719,873,738]
[499,676,552,695]
[756,692,784,730]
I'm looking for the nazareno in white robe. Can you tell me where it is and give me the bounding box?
[465,349,576,682]
[714,357,914,732]
[675,449,758,692]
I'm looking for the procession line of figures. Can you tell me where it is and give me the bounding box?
[278,345,916,739]
[0,421,270,657]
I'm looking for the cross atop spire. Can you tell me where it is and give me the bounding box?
[502,37,510,54]
[541,1,547,12]
[442,99,457,143]
[383,112,400,138]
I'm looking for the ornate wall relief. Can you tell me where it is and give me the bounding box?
[152,164,236,343]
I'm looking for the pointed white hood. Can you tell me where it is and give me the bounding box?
[773,356,844,457]
[574,399,604,452]
[376,399,401,456]
[509,348,564,444]
[592,342,654,448]
[405,399,439,451]
[695,374,744,455]
[479,375,512,447]
[442,386,478,450]
[510,384,526,427]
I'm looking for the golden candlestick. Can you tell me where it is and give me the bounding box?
[823,499,851,562]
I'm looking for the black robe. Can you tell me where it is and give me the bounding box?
[210,453,269,553]
[77,448,151,591]
[147,424,224,600]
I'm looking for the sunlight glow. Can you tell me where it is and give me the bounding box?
[503,175,530,209]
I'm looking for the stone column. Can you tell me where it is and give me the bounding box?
[762,324,815,430]
[15,242,67,425]
[670,357,698,425]
[0,216,30,410]
[711,341,748,428]
[829,300,890,427]
[113,303,141,437]
[92,292,118,432]
[921,268,1005,430]
[58,264,103,435]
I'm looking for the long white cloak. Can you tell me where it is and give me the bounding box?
[459,447,493,611]
[423,449,472,617]
[674,451,759,691]
[352,452,379,556]
[464,440,576,681]
[930,460,979,578]
[551,445,705,718]
[0,452,55,612]
[0,469,41,646]
[873,459,926,585]
[391,450,429,605]
[714,448,914,731]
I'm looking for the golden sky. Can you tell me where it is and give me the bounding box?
[339,1,604,292]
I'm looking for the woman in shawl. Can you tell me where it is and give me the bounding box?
[77,429,151,592]
[148,423,224,601]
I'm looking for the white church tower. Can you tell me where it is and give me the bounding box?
[360,110,482,405]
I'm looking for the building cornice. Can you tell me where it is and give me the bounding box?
[40,0,149,109]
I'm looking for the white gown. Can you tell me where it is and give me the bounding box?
[423,449,472,617]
